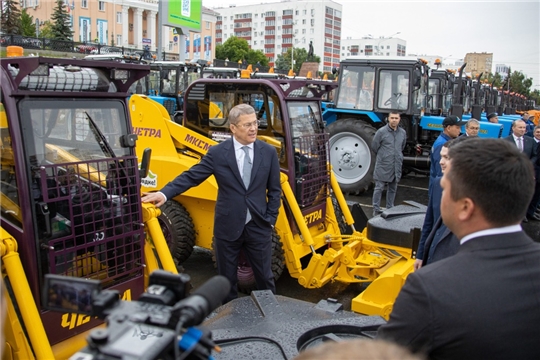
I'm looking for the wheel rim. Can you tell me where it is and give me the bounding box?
[329,131,372,185]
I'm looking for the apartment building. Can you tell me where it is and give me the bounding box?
[341,36,406,60]
[213,0,343,72]
[464,52,493,77]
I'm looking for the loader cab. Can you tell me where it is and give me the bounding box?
[183,78,337,212]
[0,57,149,350]
[334,57,429,116]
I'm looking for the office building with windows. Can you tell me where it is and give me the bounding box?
[213,0,342,72]
[464,52,493,77]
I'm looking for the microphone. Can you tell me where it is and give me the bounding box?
[174,275,231,328]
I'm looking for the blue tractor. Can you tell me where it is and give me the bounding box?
[323,57,503,194]
[140,61,202,123]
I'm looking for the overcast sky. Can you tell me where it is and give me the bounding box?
[203,0,540,90]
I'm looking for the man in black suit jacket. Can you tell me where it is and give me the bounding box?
[503,119,537,162]
[378,138,540,360]
[526,125,540,220]
[142,104,281,302]
[504,119,537,221]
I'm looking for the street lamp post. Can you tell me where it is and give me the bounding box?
[291,33,295,75]
[291,45,294,73]
[376,31,400,56]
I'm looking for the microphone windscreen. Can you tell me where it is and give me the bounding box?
[193,275,230,311]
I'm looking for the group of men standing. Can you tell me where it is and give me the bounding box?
[371,111,540,359]
[372,112,540,220]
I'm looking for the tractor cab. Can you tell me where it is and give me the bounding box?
[141,61,201,121]
[428,69,453,116]
[333,57,429,117]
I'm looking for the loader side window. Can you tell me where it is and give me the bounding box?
[0,101,23,229]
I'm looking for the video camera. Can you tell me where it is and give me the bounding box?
[43,270,231,360]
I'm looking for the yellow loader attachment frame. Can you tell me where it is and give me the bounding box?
[276,169,415,319]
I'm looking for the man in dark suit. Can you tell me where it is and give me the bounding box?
[378,138,540,360]
[415,138,472,270]
[142,104,282,302]
[503,119,536,161]
[504,119,537,221]
[526,125,540,220]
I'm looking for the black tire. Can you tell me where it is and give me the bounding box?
[331,195,351,235]
[212,230,285,294]
[328,119,376,194]
[158,201,195,264]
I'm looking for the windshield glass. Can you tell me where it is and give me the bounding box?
[378,69,409,111]
[335,65,374,110]
[18,98,143,280]
[429,78,440,109]
[161,69,178,95]
[288,101,324,138]
[21,99,129,164]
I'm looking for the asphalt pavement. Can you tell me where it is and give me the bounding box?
[182,173,540,311]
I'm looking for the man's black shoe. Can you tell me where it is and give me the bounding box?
[526,214,540,221]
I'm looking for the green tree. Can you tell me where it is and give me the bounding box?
[509,70,533,96]
[39,20,54,39]
[246,49,269,67]
[275,47,320,75]
[215,36,250,63]
[50,0,73,41]
[20,8,36,37]
[0,0,22,34]
[530,89,540,106]
[484,72,503,88]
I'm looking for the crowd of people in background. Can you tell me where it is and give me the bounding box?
[364,112,540,360]
[373,112,540,220]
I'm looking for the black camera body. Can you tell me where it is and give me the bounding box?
[44,270,230,360]
[80,300,179,359]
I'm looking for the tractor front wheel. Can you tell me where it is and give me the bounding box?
[158,201,195,265]
[328,119,376,194]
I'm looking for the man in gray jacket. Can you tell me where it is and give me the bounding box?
[371,111,407,216]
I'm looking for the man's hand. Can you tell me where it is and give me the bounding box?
[413,259,423,271]
[141,192,166,207]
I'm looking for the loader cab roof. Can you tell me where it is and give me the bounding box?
[343,55,424,65]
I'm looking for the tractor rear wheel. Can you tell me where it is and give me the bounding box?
[328,119,376,194]
[158,201,195,265]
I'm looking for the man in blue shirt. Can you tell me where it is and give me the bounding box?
[429,115,464,186]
